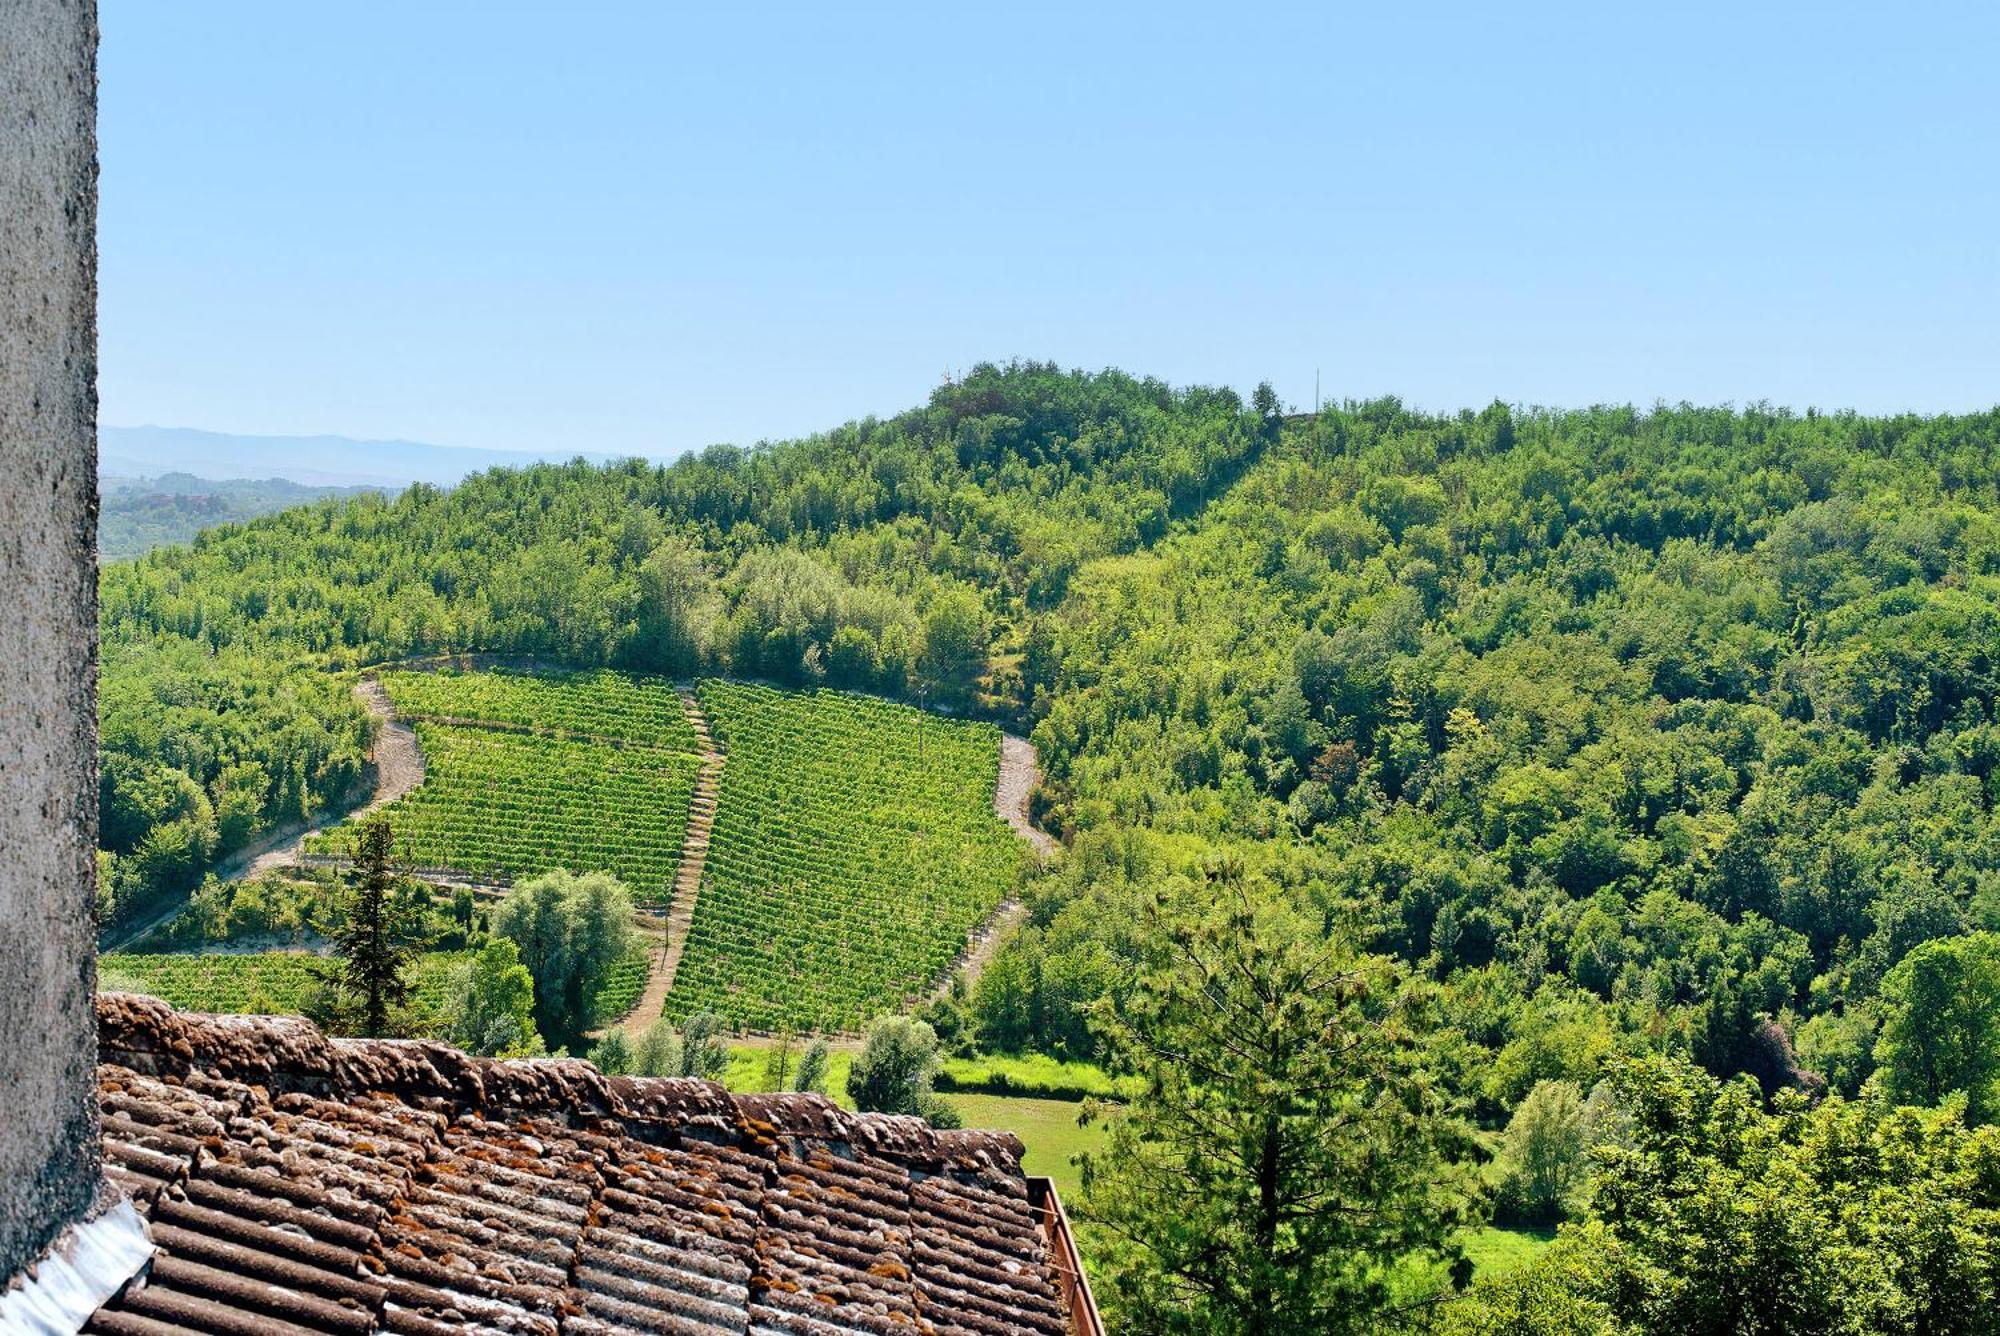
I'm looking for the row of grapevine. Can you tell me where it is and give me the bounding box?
[666,680,1023,1031]
[99,950,468,1019]
[101,944,651,1035]
[380,666,700,752]
[306,723,698,900]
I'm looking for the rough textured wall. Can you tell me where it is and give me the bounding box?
[0,0,99,1280]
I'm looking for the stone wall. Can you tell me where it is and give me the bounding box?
[0,0,100,1280]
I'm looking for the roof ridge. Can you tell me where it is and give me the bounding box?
[90,994,1080,1334]
[95,992,1026,1165]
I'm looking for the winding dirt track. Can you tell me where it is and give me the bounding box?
[925,733,1059,1002]
[233,679,425,881]
[101,679,426,953]
[995,733,1058,857]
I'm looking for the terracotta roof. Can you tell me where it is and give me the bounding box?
[87,994,1082,1336]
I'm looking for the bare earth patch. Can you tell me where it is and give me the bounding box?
[995,733,1058,857]
[931,732,1060,1001]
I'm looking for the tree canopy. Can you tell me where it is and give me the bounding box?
[92,364,2000,1325]
[490,868,636,1050]
[1080,873,1475,1335]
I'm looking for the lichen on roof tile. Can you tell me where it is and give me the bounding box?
[85,995,1079,1336]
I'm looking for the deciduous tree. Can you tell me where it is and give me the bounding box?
[849,1015,958,1127]
[1875,931,2000,1122]
[444,937,543,1057]
[492,868,635,1049]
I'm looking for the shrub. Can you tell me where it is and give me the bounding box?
[795,1039,831,1094]
[848,1015,954,1126]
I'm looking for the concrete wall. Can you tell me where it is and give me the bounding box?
[0,0,100,1281]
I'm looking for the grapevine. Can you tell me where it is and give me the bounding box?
[666,681,1022,1032]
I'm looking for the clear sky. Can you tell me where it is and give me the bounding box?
[100,1,2000,459]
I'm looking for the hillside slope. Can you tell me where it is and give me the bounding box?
[95,363,1270,925]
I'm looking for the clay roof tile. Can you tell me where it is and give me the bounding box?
[87,996,1083,1336]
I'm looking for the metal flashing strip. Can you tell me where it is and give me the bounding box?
[0,1196,152,1335]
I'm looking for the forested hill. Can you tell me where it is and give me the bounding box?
[97,363,1266,915]
[1010,399,2000,1086]
[99,365,2000,1325]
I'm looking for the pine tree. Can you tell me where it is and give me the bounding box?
[331,817,418,1037]
[1081,876,1476,1335]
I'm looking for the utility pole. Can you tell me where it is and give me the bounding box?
[1315,368,1322,453]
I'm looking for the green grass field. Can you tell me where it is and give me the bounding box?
[1460,1224,1557,1280]
[937,1052,1133,1101]
[723,1042,857,1104]
[718,1045,1101,1201]
[942,1093,1105,1201]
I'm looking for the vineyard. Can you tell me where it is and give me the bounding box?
[99,950,468,1020]
[380,667,700,751]
[305,721,699,901]
[100,944,650,1034]
[293,668,1029,1034]
[666,681,1024,1032]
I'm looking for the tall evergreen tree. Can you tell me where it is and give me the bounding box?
[330,817,419,1037]
[1081,875,1476,1335]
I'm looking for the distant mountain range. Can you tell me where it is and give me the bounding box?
[100,424,645,489]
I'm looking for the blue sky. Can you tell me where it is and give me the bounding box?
[100,2,2000,459]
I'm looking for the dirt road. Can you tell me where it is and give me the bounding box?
[101,678,427,952]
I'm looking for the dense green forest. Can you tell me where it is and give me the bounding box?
[98,363,2000,1331]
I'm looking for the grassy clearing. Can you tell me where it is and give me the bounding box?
[722,1043,857,1105]
[941,1094,1105,1201]
[1460,1224,1557,1281]
[717,1047,1103,1201]
[936,1052,1132,1101]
